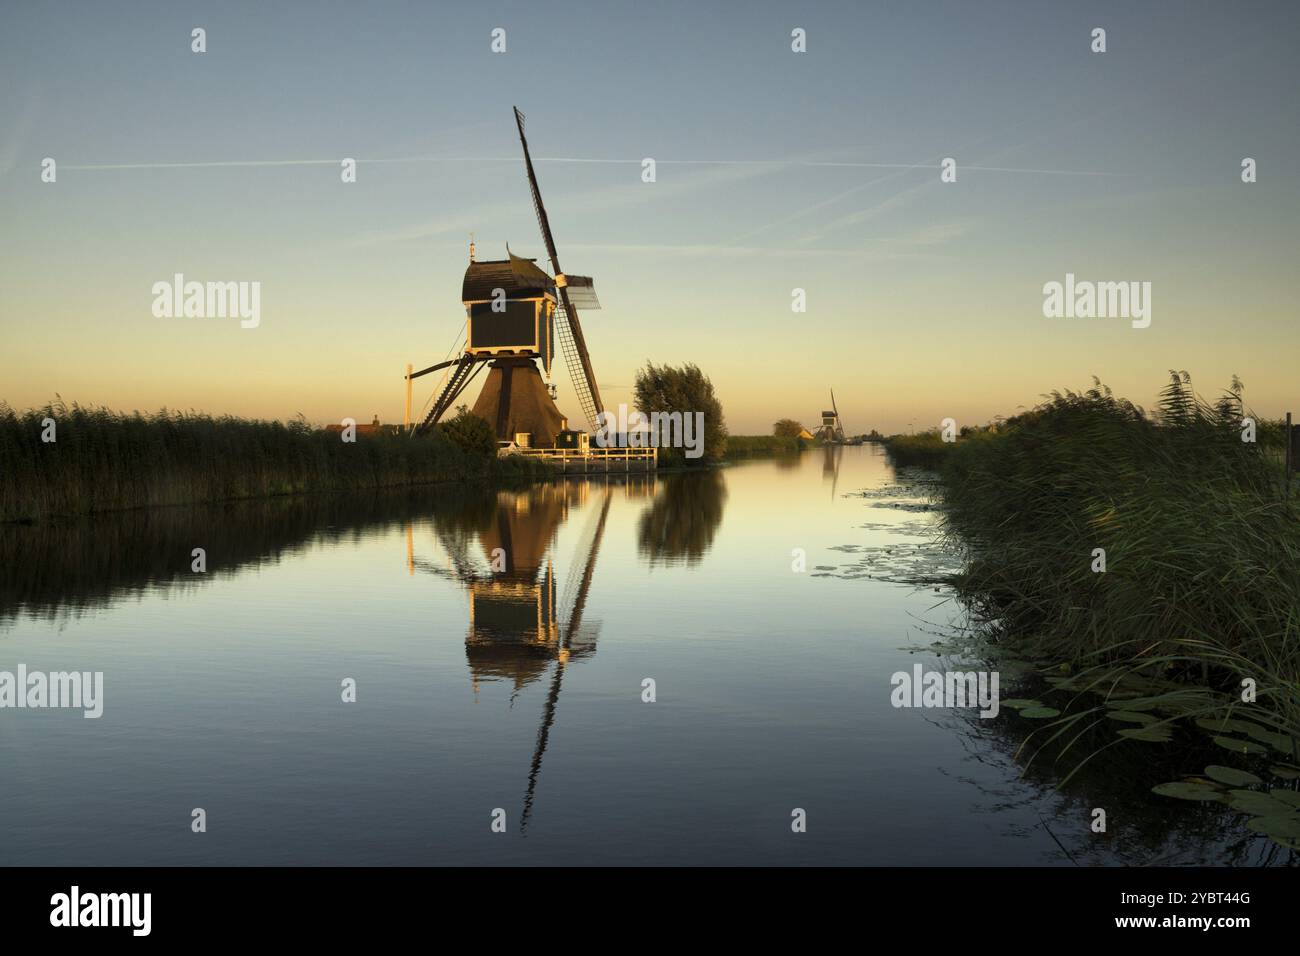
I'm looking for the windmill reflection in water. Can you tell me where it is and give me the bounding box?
[406,478,655,830]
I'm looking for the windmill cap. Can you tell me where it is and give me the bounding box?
[462,250,553,301]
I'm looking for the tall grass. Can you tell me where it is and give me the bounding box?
[936,374,1300,740]
[0,400,549,521]
[883,431,951,468]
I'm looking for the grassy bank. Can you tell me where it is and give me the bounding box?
[931,376,1300,768]
[0,401,551,521]
[723,435,806,459]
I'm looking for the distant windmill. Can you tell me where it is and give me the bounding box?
[817,389,846,443]
[409,107,606,443]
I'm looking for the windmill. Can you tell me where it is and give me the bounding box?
[409,107,605,444]
[817,389,846,443]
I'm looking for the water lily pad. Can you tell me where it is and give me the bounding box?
[1001,699,1043,710]
[1268,789,1300,809]
[1114,675,1172,694]
[1245,815,1300,840]
[1020,706,1061,719]
[1151,781,1224,802]
[1153,697,1212,717]
[1115,697,1165,712]
[1197,717,1260,734]
[1226,790,1292,815]
[1241,722,1279,740]
[1103,689,1146,701]
[1107,711,1157,725]
[1203,765,1262,787]
[1120,726,1173,743]
[1213,736,1269,755]
[1269,765,1300,781]
[1242,727,1298,756]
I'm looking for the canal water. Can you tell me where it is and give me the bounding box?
[0,446,1268,865]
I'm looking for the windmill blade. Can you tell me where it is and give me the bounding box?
[831,388,846,439]
[520,484,613,833]
[513,106,605,431]
[432,520,483,583]
[557,484,613,637]
[520,654,565,833]
[559,274,600,310]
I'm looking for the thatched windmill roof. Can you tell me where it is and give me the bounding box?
[462,252,553,301]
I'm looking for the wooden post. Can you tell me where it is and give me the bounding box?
[404,364,413,432]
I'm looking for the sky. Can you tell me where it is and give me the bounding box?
[2,0,1298,435]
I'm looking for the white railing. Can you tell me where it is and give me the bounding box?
[516,446,658,469]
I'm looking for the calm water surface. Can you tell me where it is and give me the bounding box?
[0,447,1271,865]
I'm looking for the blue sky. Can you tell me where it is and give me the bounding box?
[2,0,1298,433]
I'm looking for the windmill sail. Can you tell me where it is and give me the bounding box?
[513,106,605,432]
[520,486,613,831]
[559,275,600,311]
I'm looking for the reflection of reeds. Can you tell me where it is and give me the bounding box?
[0,484,497,624]
[0,401,548,521]
[938,374,1299,740]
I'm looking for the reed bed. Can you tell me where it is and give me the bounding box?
[935,374,1300,743]
[883,432,952,468]
[0,400,548,521]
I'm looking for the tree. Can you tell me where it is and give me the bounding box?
[633,361,727,465]
[439,406,496,456]
[773,418,806,438]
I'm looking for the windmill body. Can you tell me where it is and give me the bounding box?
[410,107,606,445]
[462,251,568,445]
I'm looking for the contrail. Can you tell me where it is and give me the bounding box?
[64,159,334,170]
[60,155,1127,176]
[535,159,1124,175]
[62,156,444,170]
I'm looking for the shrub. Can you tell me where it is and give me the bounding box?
[439,406,497,457]
[632,361,727,466]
